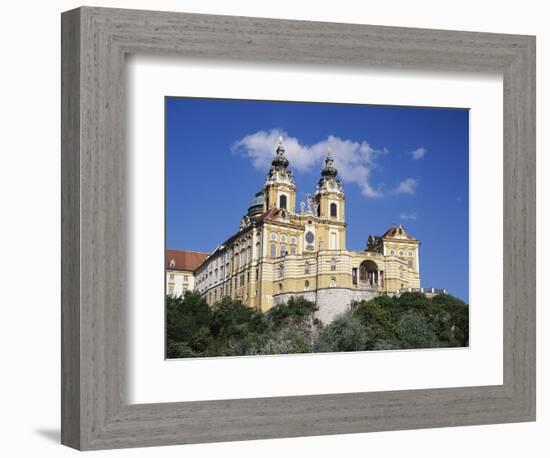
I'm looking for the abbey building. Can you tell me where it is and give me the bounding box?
[187,138,422,322]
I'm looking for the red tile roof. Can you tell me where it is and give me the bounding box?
[381,225,417,240]
[166,249,209,272]
[255,207,280,222]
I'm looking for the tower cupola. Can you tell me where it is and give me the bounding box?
[321,147,338,179]
[271,136,290,169]
[314,145,346,224]
[263,136,297,212]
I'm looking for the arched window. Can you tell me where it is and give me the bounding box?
[270,244,276,258]
[330,202,338,218]
[330,258,337,271]
[304,280,310,291]
[330,277,336,288]
[278,283,283,293]
[279,194,287,209]
[255,242,260,258]
[240,249,246,266]
[270,233,277,241]
[290,246,296,255]
[280,245,287,256]
[247,246,252,263]
[304,261,310,274]
[280,235,287,243]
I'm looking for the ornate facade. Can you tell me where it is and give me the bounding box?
[193,137,421,320]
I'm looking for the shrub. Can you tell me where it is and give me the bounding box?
[314,312,368,353]
[396,311,438,349]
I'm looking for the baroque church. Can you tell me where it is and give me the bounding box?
[192,137,422,323]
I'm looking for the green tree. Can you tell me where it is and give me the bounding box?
[396,310,438,349]
[352,298,397,350]
[314,312,368,353]
[259,325,312,355]
[431,293,469,347]
[209,297,268,356]
[166,292,213,357]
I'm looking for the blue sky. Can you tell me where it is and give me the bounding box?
[166,97,469,302]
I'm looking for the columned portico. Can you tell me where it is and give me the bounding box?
[358,259,383,290]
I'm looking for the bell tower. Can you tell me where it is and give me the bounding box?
[314,147,345,222]
[263,136,296,213]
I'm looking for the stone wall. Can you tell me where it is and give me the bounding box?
[272,288,381,324]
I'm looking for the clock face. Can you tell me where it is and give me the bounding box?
[305,231,314,244]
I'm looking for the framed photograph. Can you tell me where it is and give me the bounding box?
[61,6,535,450]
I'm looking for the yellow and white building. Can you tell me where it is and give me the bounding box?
[191,138,422,323]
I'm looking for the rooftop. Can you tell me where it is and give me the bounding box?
[166,249,210,272]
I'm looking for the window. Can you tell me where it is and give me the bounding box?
[270,233,277,241]
[280,235,287,243]
[330,202,337,218]
[399,250,404,257]
[169,259,176,268]
[247,246,252,263]
[279,194,287,209]
[169,274,174,280]
[240,249,246,267]
[183,275,188,281]
[330,277,336,288]
[390,249,395,256]
[279,263,284,278]
[304,262,310,274]
[247,272,250,283]
[408,250,413,257]
[330,258,337,271]
[255,242,260,258]
[304,280,310,291]
[240,275,244,287]
[290,237,297,244]
[408,260,413,268]
[270,243,276,258]
[330,232,337,250]
[281,245,287,256]
[256,268,259,280]
[167,285,174,296]
[278,283,283,293]
[290,246,296,255]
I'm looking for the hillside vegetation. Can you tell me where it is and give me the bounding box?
[166,292,469,358]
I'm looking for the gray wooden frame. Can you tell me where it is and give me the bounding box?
[61,6,536,451]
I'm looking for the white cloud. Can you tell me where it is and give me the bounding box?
[400,212,417,220]
[409,147,427,160]
[232,129,388,198]
[393,178,418,195]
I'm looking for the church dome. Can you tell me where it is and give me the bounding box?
[247,191,265,219]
